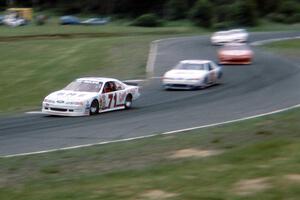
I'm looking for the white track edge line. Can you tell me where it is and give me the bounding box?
[5,103,300,158]
[250,36,300,46]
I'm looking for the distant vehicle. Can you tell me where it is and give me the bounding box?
[211,29,249,45]
[6,8,33,21]
[81,17,109,25]
[218,43,253,64]
[162,60,222,90]
[3,13,27,27]
[0,15,4,25]
[60,16,80,25]
[42,77,140,116]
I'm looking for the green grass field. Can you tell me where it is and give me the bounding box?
[263,38,300,59]
[249,20,300,32]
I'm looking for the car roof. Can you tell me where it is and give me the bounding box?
[214,29,246,34]
[229,28,246,32]
[214,31,229,35]
[180,60,211,64]
[76,77,119,83]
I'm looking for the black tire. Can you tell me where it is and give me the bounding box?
[202,76,209,88]
[89,100,99,115]
[215,71,222,85]
[124,95,133,109]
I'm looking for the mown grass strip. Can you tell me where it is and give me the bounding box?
[263,38,300,57]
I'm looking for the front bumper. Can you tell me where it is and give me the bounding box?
[162,79,203,89]
[219,55,252,65]
[42,103,89,116]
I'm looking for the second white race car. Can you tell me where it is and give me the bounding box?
[211,29,249,45]
[42,77,140,116]
[162,60,222,90]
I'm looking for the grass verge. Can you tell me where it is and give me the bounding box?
[0,107,300,199]
[262,38,300,59]
[249,20,300,32]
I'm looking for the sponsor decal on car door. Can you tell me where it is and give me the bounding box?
[101,81,126,110]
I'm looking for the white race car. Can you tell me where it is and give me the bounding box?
[42,77,140,116]
[162,60,222,90]
[211,29,248,45]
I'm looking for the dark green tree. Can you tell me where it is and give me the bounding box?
[189,0,214,27]
[164,0,188,20]
[232,0,258,26]
[131,13,162,27]
[279,0,300,16]
[254,0,282,16]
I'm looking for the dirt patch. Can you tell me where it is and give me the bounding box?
[232,177,272,196]
[140,190,177,199]
[255,120,274,127]
[169,148,223,159]
[284,174,300,182]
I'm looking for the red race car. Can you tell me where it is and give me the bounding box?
[218,43,253,65]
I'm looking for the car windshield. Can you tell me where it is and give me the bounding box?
[64,81,102,92]
[230,29,245,34]
[214,31,229,36]
[175,63,206,70]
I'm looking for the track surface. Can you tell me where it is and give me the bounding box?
[0,32,299,156]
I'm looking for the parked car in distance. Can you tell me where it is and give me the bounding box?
[81,17,110,25]
[3,13,27,27]
[0,15,4,25]
[60,16,80,25]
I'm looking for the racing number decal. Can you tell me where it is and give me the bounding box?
[106,93,124,109]
[107,93,117,108]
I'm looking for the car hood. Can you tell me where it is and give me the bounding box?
[164,69,206,79]
[219,49,252,56]
[45,90,98,102]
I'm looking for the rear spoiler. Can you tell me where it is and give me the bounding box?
[123,79,144,86]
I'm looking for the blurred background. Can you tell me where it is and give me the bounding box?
[1,0,299,28]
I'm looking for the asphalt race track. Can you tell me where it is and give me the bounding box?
[0,31,299,156]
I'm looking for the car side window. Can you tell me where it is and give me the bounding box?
[102,82,116,93]
[208,62,215,70]
[207,63,213,71]
[115,81,125,91]
[102,82,110,93]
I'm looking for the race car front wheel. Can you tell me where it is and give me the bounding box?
[90,100,99,115]
[125,95,132,109]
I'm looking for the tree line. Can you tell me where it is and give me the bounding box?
[3,0,300,27]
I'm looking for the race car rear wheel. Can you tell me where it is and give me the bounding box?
[90,100,99,115]
[125,95,132,109]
